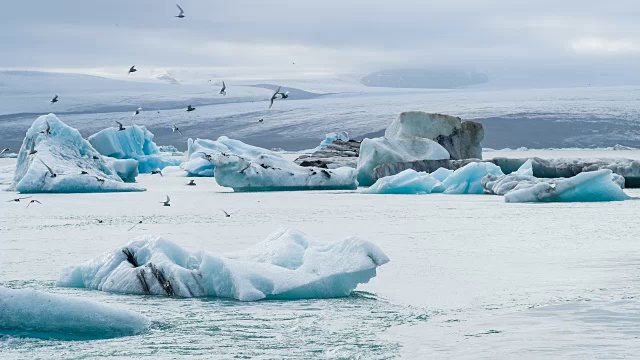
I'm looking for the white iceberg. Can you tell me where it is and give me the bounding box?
[88,125,180,173]
[362,169,440,194]
[212,153,358,192]
[433,162,504,194]
[58,229,389,301]
[483,169,629,203]
[318,131,349,148]
[0,286,149,340]
[181,137,281,177]
[105,158,139,183]
[12,114,144,193]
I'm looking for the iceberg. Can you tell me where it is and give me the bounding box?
[212,153,358,192]
[88,125,180,173]
[58,229,389,301]
[483,169,629,203]
[433,162,504,194]
[430,167,454,182]
[105,157,139,183]
[12,114,144,193]
[181,137,281,177]
[0,286,149,340]
[318,131,350,148]
[362,169,439,194]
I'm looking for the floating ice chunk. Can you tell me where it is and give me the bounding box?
[12,114,143,193]
[430,167,454,182]
[363,169,440,194]
[182,137,281,176]
[512,159,533,176]
[88,125,180,173]
[483,169,629,203]
[58,229,389,301]
[433,162,504,194]
[319,131,349,148]
[357,137,449,186]
[160,165,188,177]
[212,153,358,192]
[105,157,139,183]
[0,286,149,340]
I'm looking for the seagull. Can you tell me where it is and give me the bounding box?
[151,170,163,176]
[27,137,37,155]
[116,121,125,131]
[95,219,103,224]
[161,195,171,206]
[50,95,59,104]
[94,176,105,185]
[277,91,290,99]
[187,105,196,112]
[175,4,185,18]
[198,152,213,162]
[92,155,100,160]
[133,107,142,116]
[128,220,143,231]
[128,65,137,75]
[26,199,42,208]
[221,209,232,218]
[186,179,196,186]
[258,118,264,123]
[80,171,89,175]
[39,120,51,136]
[40,159,57,178]
[269,86,281,109]
[6,196,31,203]
[219,81,226,96]
[0,148,9,155]
[172,125,182,136]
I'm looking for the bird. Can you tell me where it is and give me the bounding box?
[39,121,51,136]
[0,148,9,155]
[80,171,89,175]
[175,4,185,18]
[187,105,196,112]
[50,95,58,104]
[161,195,171,206]
[27,137,37,155]
[116,121,125,131]
[128,65,137,75]
[92,155,100,160]
[172,125,182,136]
[95,219,103,224]
[6,196,31,203]
[94,176,105,185]
[40,159,57,178]
[133,107,142,116]
[127,220,143,231]
[26,199,42,208]
[221,209,232,218]
[258,118,264,123]
[151,170,163,176]
[186,179,196,186]
[277,91,290,99]
[219,81,226,96]
[269,86,281,109]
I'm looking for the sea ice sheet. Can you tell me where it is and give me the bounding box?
[58,229,389,301]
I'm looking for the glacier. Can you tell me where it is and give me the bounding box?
[12,114,144,193]
[88,125,180,173]
[0,286,149,340]
[362,169,440,194]
[58,229,389,301]
[212,153,358,191]
[181,137,281,177]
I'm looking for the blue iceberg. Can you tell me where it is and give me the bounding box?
[362,169,440,194]
[12,114,143,193]
[433,162,504,194]
[0,286,149,340]
[105,158,139,183]
[88,125,180,173]
[58,229,389,301]
[318,131,349,148]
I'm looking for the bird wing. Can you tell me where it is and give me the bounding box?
[166,195,170,203]
[116,121,123,126]
[176,4,184,15]
[221,209,230,216]
[222,81,226,91]
[177,128,183,136]
[45,121,50,133]
[39,159,54,175]
[269,98,274,108]
[127,222,140,231]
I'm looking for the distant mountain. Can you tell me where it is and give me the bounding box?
[360,69,488,89]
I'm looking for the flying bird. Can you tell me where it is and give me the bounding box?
[258,118,264,123]
[133,107,142,116]
[26,199,42,208]
[96,219,103,224]
[128,220,143,231]
[39,121,51,136]
[40,159,57,178]
[116,121,125,131]
[161,195,171,206]
[27,137,37,155]
[219,81,226,96]
[269,87,281,109]
[277,91,290,99]
[151,170,163,176]
[6,196,31,203]
[128,65,137,75]
[221,209,233,218]
[186,179,196,186]
[50,95,59,104]
[172,125,182,136]
[80,171,89,175]
[94,176,105,185]
[187,105,196,112]
[175,4,185,18]
[0,148,9,155]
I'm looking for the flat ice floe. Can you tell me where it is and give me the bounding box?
[0,286,149,340]
[89,125,180,173]
[58,229,389,301]
[12,114,144,193]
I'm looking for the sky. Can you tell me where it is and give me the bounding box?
[3,0,640,84]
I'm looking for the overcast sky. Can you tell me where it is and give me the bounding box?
[3,0,640,82]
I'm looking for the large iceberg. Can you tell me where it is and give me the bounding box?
[212,153,358,191]
[58,229,389,301]
[88,125,180,173]
[182,137,280,177]
[12,114,143,193]
[362,169,439,194]
[483,169,629,203]
[0,286,149,340]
